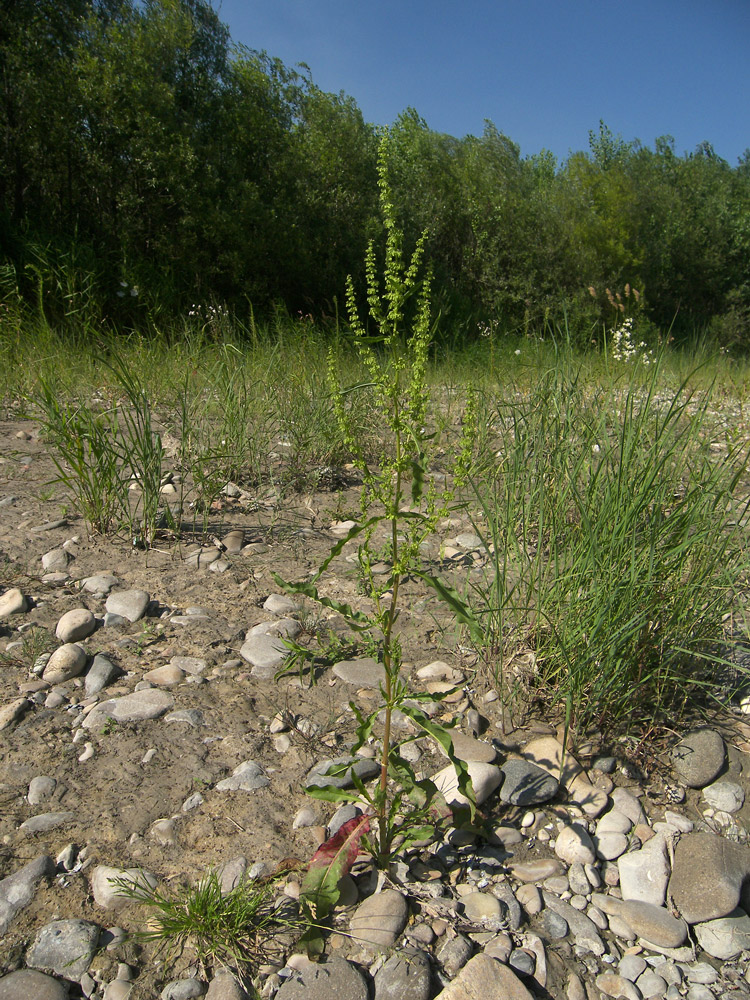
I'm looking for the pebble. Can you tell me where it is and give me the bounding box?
[306,756,379,790]
[0,587,28,617]
[349,889,408,948]
[105,589,150,622]
[671,729,726,788]
[702,780,745,813]
[431,760,502,807]
[239,633,292,678]
[437,934,473,977]
[91,866,158,910]
[0,697,31,730]
[541,893,605,955]
[42,643,87,684]
[41,547,72,571]
[636,969,668,998]
[27,776,56,805]
[461,891,504,928]
[442,731,497,763]
[0,855,55,933]
[332,657,386,689]
[81,574,119,595]
[541,908,569,938]
[516,883,542,915]
[144,664,185,686]
[170,656,208,675]
[595,973,641,1000]
[555,823,597,864]
[500,759,559,805]
[618,955,647,981]
[85,653,120,695]
[215,760,270,792]
[55,608,96,643]
[161,979,208,999]
[263,594,299,615]
[509,859,563,881]
[19,812,76,835]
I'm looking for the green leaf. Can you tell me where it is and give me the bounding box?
[413,571,485,646]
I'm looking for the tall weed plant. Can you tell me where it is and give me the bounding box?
[276,135,476,875]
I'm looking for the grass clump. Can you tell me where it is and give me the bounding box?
[463,348,750,736]
[113,869,295,990]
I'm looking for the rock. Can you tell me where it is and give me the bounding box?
[693,907,750,959]
[332,657,386,689]
[222,530,244,554]
[668,832,750,923]
[554,823,597,864]
[440,731,496,763]
[434,954,534,1000]
[596,809,633,835]
[437,934,473,977]
[41,547,71,572]
[55,608,96,643]
[593,894,687,947]
[105,589,150,622]
[617,955,647,981]
[85,653,120,696]
[91,866,157,911]
[541,908,569,938]
[263,594,298,615]
[28,776,56,804]
[161,979,207,1000]
[143,664,185,686]
[594,833,628,861]
[0,697,31,730]
[594,973,641,1000]
[618,832,669,905]
[82,689,174,728]
[431,760,502,807]
[636,970,667,998]
[373,949,432,1000]
[166,709,204,727]
[239,633,291,678]
[508,949,535,976]
[20,812,76,835]
[275,957,369,1000]
[516,883,542,915]
[609,787,647,826]
[672,729,726,788]
[215,761,270,792]
[169,656,208,675]
[0,587,28,617]
[0,855,55,933]
[203,973,250,1000]
[27,918,100,980]
[349,889,408,949]
[500,759,559,805]
[541,893,605,955]
[0,970,69,1000]
[461,891,504,929]
[509,859,563,881]
[81,574,119,595]
[42,643,87,684]
[702,780,744,813]
[306,756,380,791]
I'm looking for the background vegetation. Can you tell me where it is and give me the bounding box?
[2,0,749,348]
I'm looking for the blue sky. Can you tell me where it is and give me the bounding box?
[215,0,749,166]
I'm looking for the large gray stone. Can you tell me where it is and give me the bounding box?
[618,832,670,905]
[215,761,270,792]
[42,643,87,684]
[434,954,534,1000]
[0,587,28,618]
[431,760,502,807]
[19,812,76,835]
[275,958,369,1000]
[305,755,380,791]
[105,589,150,622]
[55,608,96,643]
[91,866,158,911]
[373,949,432,1000]
[82,689,174,728]
[500,759,559,806]
[0,855,55,933]
[672,729,726,788]
[541,893,605,955]
[668,832,750,923]
[85,653,121,696]
[332,657,386,689]
[27,918,100,980]
[239,634,291,678]
[349,888,408,949]
[0,970,69,1000]
[693,907,750,959]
